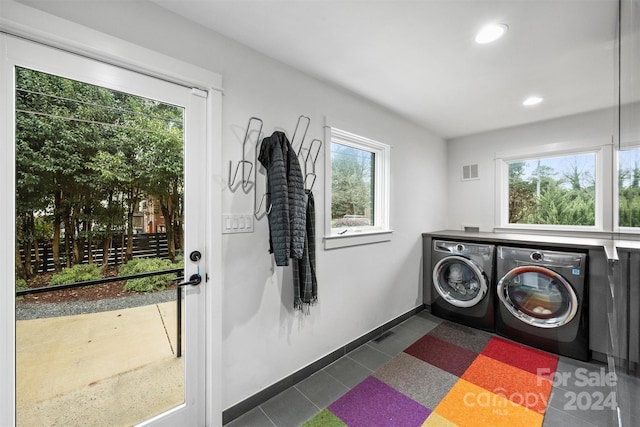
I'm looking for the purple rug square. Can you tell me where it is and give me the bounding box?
[404,334,477,377]
[328,376,431,427]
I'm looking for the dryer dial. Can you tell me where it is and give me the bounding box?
[530,251,543,262]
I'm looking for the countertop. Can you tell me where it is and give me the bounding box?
[422,230,640,261]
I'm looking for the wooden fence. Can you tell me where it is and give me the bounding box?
[19,233,169,273]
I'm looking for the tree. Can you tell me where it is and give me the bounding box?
[15,67,185,274]
[535,181,565,224]
[87,149,129,266]
[15,67,70,276]
[619,162,640,227]
[508,157,596,226]
[557,161,596,225]
[508,162,537,223]
[564,162,588,191]
[15,118,48,278]
[331,144,373,222]
[140,101,185,261]
[16,67,124,270]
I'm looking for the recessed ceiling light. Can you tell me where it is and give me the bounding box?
[475,23,508,44]
[522,96,544,106]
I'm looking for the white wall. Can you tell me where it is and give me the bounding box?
[16,0,447,409]
[445,108,616,232]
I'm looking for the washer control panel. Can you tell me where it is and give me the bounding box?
[434,240,493,256]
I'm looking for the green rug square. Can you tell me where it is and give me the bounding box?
[302,409,346,427]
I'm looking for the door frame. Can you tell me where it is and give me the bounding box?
[0,3,223,426]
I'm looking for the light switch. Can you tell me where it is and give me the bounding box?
[222,214,254,234]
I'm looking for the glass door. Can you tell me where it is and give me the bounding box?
[432,256,488,308]
[496,266,578,328]
[1,35,208,426]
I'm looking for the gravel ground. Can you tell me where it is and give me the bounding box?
[16,289,177,320]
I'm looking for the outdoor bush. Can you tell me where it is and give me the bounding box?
[16,278,27,291]
[49,263,103,286]
[119,257,178,292]
[333,215,371,227]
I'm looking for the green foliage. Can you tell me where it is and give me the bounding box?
[119,257,179,292]
[509,154,640,227]
[619,159,640,227]
[508,180,537,223]
[49,263,103,286]
[508,159,596,226]
[331,143,373,222]
[16,279,27,291]
[15,66,186,272]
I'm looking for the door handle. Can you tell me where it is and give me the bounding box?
[178,273,202,287]
[178,250,203,287]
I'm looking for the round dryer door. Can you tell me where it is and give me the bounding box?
[497,266,578,328]
[432,255,488,308]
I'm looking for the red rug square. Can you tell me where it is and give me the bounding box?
[461,354,553,414]
[404,334,477,377]
[481,337,558,380]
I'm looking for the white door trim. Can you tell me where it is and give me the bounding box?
[0,2,223,426]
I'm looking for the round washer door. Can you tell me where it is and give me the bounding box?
[497,266,578,329]
[432,255,488,308]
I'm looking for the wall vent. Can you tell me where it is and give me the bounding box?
[461,164,479,181]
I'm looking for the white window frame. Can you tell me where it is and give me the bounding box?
[494,140,611,232]
[615,141,640,233]
[324,126,391,249]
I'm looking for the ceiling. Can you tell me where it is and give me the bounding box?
[153,0,619,140]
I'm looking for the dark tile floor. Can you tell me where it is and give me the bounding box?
[224,311,639,427]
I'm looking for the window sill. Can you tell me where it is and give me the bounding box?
[323,230,393,250]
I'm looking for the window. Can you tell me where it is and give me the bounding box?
[331,143,374,228]
[496,143,604,231]
[618,146,640,228]
[325,127,391,248]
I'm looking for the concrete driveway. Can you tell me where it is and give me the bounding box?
[16,301,184,426]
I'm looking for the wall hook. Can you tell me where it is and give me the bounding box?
[300,138,322,191]
[228,116,263,191]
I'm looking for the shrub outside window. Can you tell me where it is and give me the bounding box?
[618,146,640,228]
[505,152,597,227]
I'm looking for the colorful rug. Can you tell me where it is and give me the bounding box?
[304,321,559,427]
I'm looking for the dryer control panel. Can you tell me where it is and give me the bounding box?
[434,240,493,256]
[499,246,585,269]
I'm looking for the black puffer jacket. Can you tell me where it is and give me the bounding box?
[258,131,306,266]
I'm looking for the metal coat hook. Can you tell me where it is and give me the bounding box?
[300,138,322,191]
[253,129,271,218]
[304,173,317,191]
[228,117,263,191]
[254,115,312,218]
[305,138,322,165]
[292,115,310,153]
[255,192,273,217]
